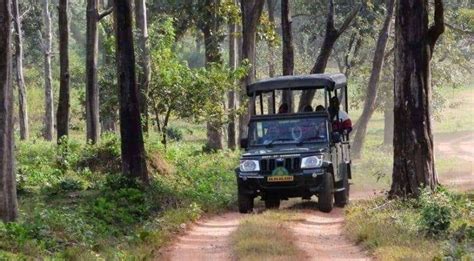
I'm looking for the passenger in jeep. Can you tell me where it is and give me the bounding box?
[278,103,289,114]
[328,97,352,133]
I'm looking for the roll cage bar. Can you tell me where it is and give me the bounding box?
[246,73,349,116]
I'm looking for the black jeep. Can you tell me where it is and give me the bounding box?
[236,74,351,213]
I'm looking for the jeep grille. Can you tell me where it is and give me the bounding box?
[260,157,301,174]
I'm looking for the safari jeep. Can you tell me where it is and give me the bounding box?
[236,74,351,213]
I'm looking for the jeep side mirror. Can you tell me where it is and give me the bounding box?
[331,132,341,143]
[240,138,248,149]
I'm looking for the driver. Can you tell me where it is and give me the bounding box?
[262,122,280,145]
[329,97,352,133]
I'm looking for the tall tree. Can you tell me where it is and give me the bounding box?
[86,0,112,144]
[135,0,151,133]
[57,0,70,142]
[239,0,265,141]
[0,0,18,221]
[266,0,276,78]
[298,0,359,111]
[199,0,225,151]
[281,0,294,110]
[113,0,149,184]
[41,0,54,141]
[12,0,29,140]
[351,0,395,158]
[184,0,226,151]
[390,0,445,197]
[227,1,238,150]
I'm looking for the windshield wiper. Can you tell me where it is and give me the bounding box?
[265,138,293,147]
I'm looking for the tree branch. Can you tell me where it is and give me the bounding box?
[384,46,394,61]
[326,0,336,33]
[445,22,474,36]
[336,4,361,36]
[427,0,444,52]
[98,7,113,21]
[292,13,311,18]
[19,6,31,21]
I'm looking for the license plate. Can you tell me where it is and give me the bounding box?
[267,176,294,182]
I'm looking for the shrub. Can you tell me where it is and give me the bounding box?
[419,189,453,236]
[166,126,183,141]
[91,188,151,226]
[77,134,121,174]
[42,177,87,195]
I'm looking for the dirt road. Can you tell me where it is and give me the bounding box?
[288,203,370,261]
[159,201,370,261]
[160,132,473,261]
[159,212,241,261]
[436,132,474,189]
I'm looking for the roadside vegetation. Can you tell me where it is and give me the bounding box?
[0,131,238,259]
[231,211,303,261]
[345,189,473,260]
[350,84,474,193]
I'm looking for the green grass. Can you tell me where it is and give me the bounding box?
[344,189,473,261]
[349,83,474,193]
[2,130,239,259]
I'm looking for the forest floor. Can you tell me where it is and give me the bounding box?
[436,131,474,190]
[158,132,473,261]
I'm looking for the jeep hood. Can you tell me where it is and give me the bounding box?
[242,146,328,157]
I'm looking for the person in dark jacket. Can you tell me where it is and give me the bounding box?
[278,103,289,114]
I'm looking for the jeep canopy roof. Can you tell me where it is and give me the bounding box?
[247,73,347,97]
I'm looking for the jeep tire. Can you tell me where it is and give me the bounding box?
[335,170,350,207]
[318,172,334,213]
[238,192,254,213]
[264,198,280,209]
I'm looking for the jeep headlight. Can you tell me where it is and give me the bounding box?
[240,160,260,172]
[301,155,323,169]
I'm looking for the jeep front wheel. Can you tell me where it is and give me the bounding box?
[318,172,334,213]
[238,192,254,213]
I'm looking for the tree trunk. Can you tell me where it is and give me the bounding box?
[266,0,276,79]
[202,0,224,151]
[239,0,265,141]
[113,0,149,184]
[86,0,100,144]
[42,0,54,141]
[298,0,359,111]
[281,0,294,111]
[390,0,444,197]
[227,14,237,150]
[135,0,151,133]
[0,0,18,222]
[12,0,29,140]
[383,100,393,146]
[57,0,70,143]
[266,0,276,113]
[351,0,395,159]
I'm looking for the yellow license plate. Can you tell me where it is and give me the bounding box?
[267,176,294,182]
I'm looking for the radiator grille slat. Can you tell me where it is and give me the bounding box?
[259,157,301,174]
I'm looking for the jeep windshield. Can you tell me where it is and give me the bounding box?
[248,116,328,147]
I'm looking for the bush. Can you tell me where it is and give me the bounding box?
[345,189,473,260]
[166,126,183,141]
[77,134,122,174]
[42,177,88,195]
[419,189,453,236]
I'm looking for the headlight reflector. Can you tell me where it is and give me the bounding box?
[301,155,323,169]
[240,160,260,172]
